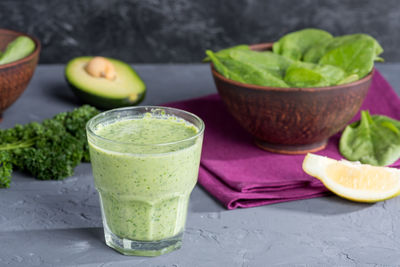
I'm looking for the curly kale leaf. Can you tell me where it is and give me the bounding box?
[0,105,99,188]
[53,105,99,162]
[0,152,13,188]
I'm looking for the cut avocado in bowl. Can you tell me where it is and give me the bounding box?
[65,56,146,109]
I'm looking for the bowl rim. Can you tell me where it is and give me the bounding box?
[210,42,374,92]
[0,28,41,69]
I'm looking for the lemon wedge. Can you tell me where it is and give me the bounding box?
[302,153,400,202]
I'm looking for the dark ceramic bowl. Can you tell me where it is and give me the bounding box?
[211,43,372,154]
[0,29,41,120]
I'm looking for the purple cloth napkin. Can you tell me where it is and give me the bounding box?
[166,70,400,209]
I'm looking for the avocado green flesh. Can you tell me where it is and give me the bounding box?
[65,57,146,108]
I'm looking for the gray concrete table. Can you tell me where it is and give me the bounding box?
[1,63,400,267]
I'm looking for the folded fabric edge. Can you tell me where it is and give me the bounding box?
[242,181,324,193]
[202,159,326,193]
[203,162,322,193]
[227,191,331,210]
[200,163,246,192]
[198,167,330,210]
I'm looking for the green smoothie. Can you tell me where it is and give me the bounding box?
[88,112,203,243]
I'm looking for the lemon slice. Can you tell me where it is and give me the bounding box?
[302,153,400,202]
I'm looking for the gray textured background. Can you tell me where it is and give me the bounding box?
[0,0,397,63]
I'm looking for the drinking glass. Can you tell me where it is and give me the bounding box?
[86,106,204,256]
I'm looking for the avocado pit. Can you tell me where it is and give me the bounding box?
[85,56,116,80]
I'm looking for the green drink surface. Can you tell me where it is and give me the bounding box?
[95,113,199,145]
[89,113,202,241]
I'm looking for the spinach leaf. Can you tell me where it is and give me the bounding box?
[318,34,383,78]
[339,111,400,166]
[206,50,246,83]
[228,50,292,77]
[206,50,289,87]
[273,28,333,61]
[323,34,383,59]
[205,29,383,87]
[203,45,249,62]
[284,61,345,87]
[337,74,359,85]
[303,42,331,63]
[372,115,400,130]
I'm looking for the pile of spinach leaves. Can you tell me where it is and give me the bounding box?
[340,111,400,166]
[205,28,383,87]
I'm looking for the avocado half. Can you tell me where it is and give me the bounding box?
[65,56,146,109]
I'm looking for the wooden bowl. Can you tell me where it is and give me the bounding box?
[211,43,372,154]
[0,29,41,120]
